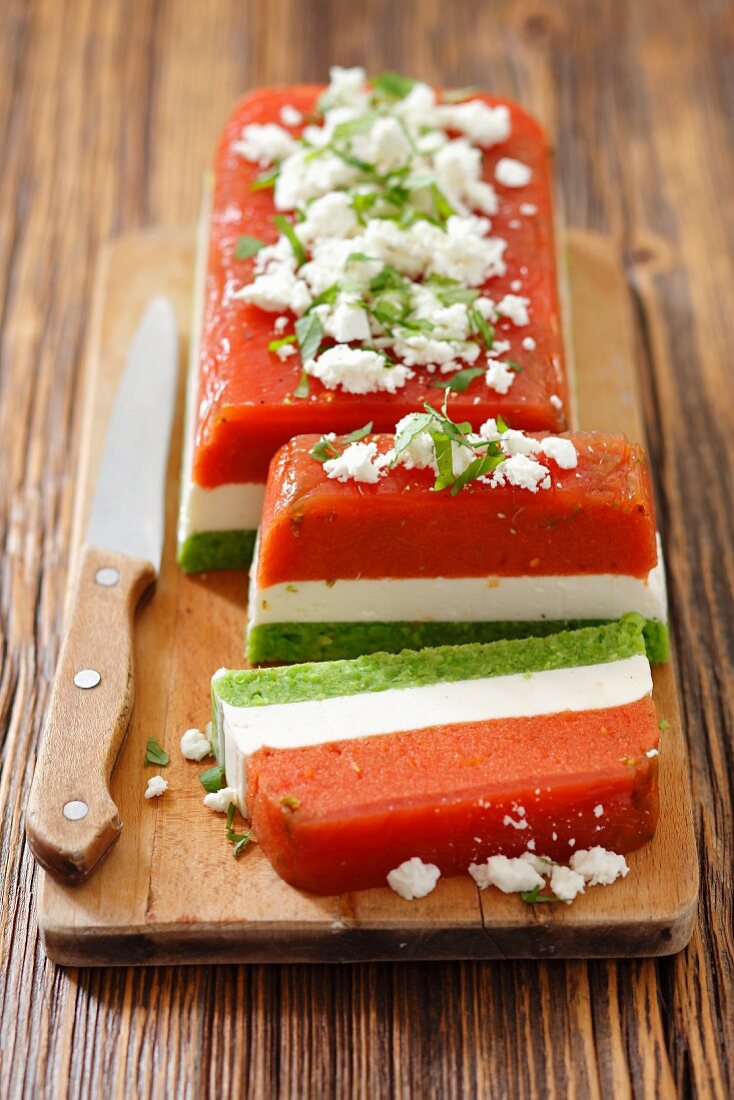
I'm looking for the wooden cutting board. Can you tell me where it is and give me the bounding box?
[37,229,698,965]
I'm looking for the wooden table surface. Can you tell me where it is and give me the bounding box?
[1,0,732,1096]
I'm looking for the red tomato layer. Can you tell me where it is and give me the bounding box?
[248,696,659,896]
[194,85,567,487]
[257,431,658,584]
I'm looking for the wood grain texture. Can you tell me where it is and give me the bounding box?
[35,228,698,965]
[0,0,731,1096]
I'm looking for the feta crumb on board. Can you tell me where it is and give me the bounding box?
[203,787,240,813]
[570,847,630,886]
[180,727,213,761]
[387,857,441,900]
[469,854,544,893]
[468,846,629,904]
[550,865,586,903]
[145,775,168,799]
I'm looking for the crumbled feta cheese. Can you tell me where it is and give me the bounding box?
[485,359,516,395]
[392,415,437,470]
[495,157,533,187]
[502,814,529,830]
[439,100,511,147]
[387,857,441,900]
[550,865,585,903]
[522,336,536,350]
[305,346,412,393]
[276,344,297,360]
[520,851,553,877]
[539,436,578,469]
[646,748,659,758]
[296,191,360,243]
[323,65,370,110]
[500,428,543,457]
[490,453,551,492]
[366,116,413,172]
[393,82,440,134]
[274,315,289,333]
[145,775,168,799]
[520,202,537,215]
[324,298,372,343]
[275,149,361,210]
[495,293,530,326]
[234,267,300,313]
[433,139,499,216]
[469,855,544,893]
[203,787,239,813]
[233,123,298,167]
[549,394,563,410]
[280,104,303,127]
[427,217,507,285]
[570,848,630,886]
[324,441,382,484]
[593,804,604,818]
[180,728,212,761]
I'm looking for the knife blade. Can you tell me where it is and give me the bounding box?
[26,298,178,885]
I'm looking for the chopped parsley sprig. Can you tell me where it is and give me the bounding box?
[225,803,252,859]
[145,739,170,766]
[392,402,509,496]
[310,421,374,463]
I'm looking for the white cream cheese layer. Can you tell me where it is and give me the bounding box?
[248,554,668,627]
[179,480,266,537]
[216,654,653,810]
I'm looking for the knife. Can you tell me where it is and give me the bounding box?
[26,298,178,885]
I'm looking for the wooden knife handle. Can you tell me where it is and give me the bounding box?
[26,544,156,885]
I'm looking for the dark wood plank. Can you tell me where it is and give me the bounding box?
[0,0,731,1096]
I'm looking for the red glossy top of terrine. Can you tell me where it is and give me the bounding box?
[257,431,659,583]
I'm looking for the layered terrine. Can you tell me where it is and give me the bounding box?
[246,410,668,664]
[212,616,660,896]
[178,66,568,571]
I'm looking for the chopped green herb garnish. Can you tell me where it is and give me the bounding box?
[521,885,557,904]
[273,214,306,266]
[293,370,311,399]
[469,308,495,349]
[224,801,252,858]
[371,71,416,102]
[506,360,523,373]
[234,235,266,260]
[231,832,252,858]
[432,367,485,393]
[199,765,225,793]
[267,334,296,352]
[310,422,373,463]
[310,434,340,463]
[280,794,301,811]
[344,421,374,443]
[496,414,510,433]
[658,718,670,731]
[145,739,170,767]
[251,165,279,190]
[295,311,324,362]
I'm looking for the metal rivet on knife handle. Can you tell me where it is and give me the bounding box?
[95,567,120,587]
[63,801,89,821]
[74,668,101,689]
